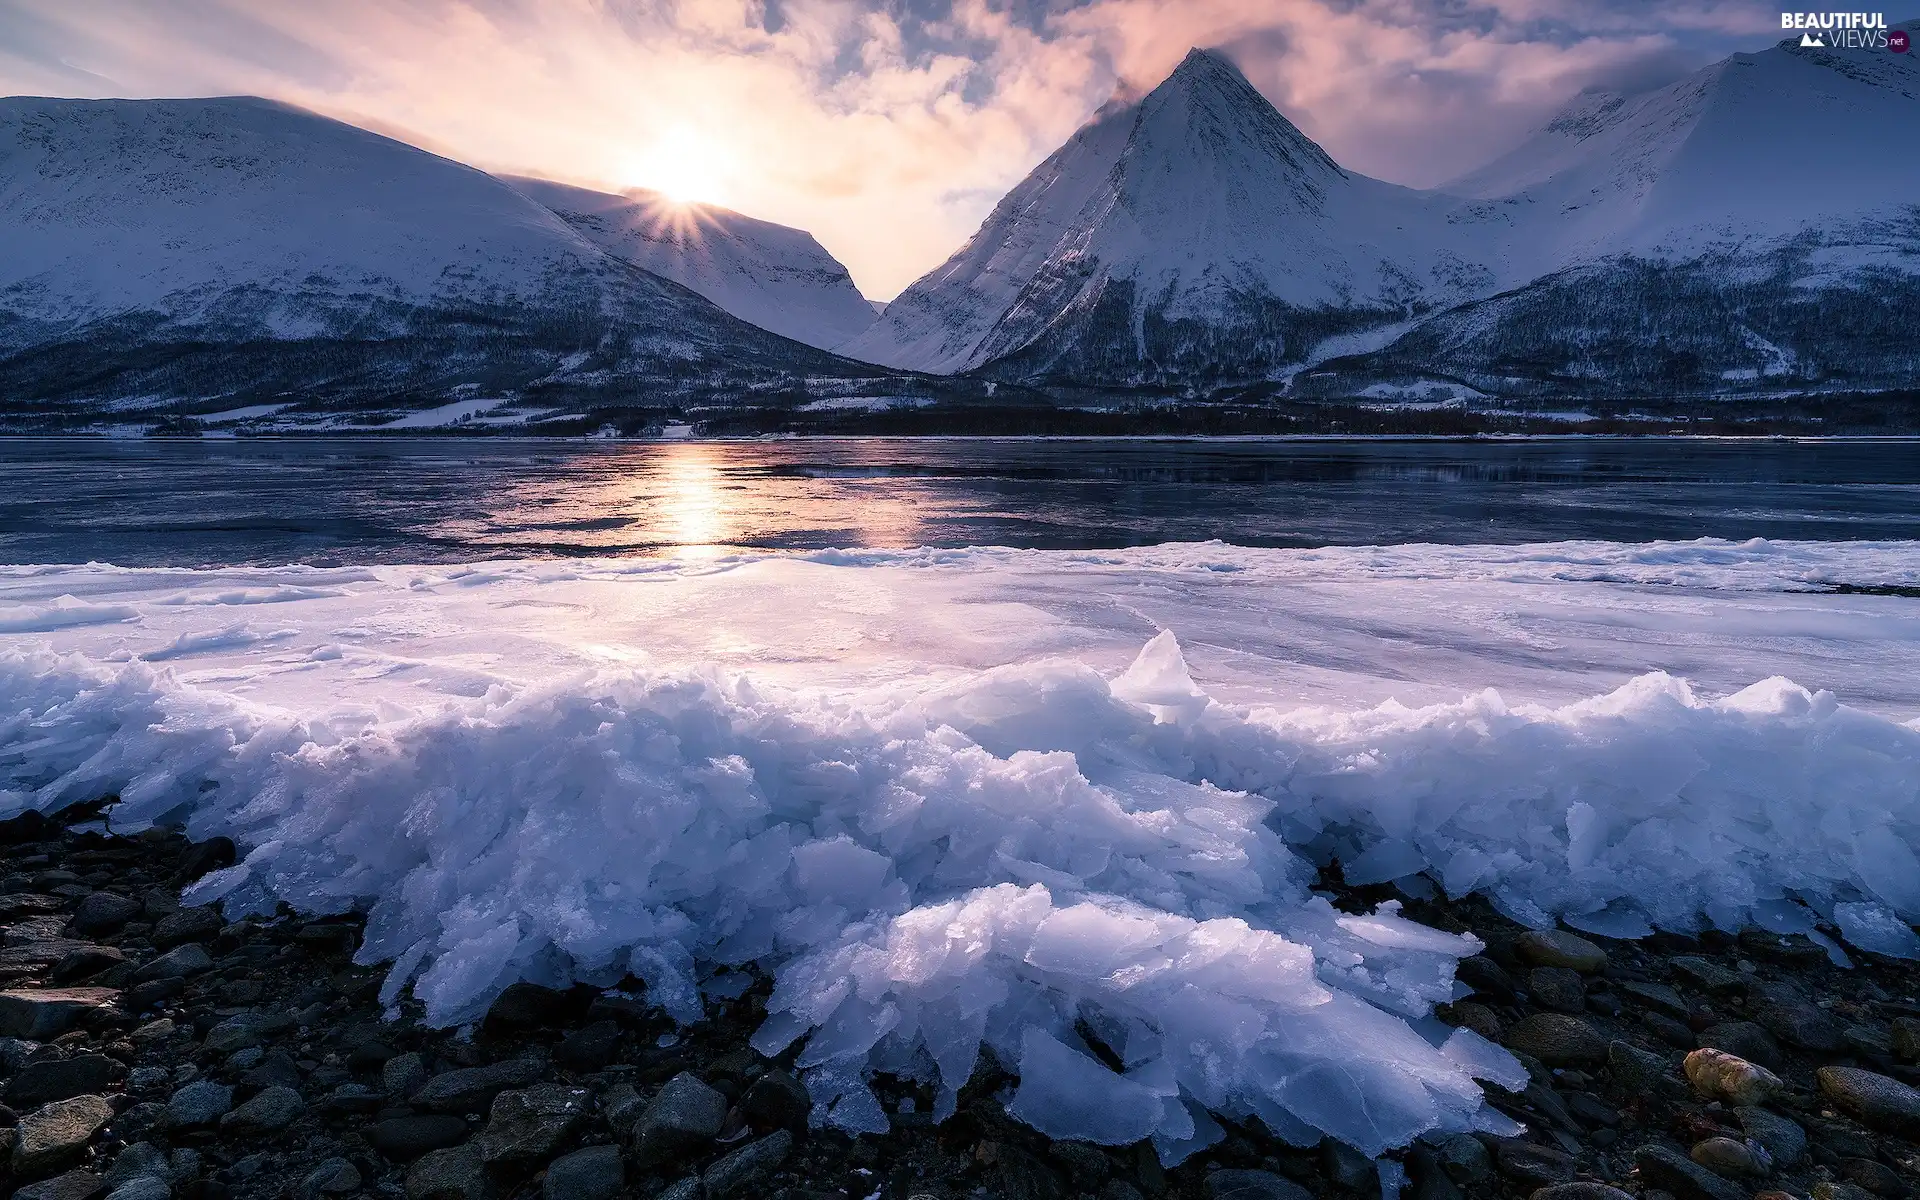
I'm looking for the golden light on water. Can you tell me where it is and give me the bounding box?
[654,444,733,555]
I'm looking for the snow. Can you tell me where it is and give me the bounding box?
[3,539,1919,1157]
[502,177,876,352]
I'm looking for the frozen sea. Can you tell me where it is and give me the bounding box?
[4,436,1919,1157]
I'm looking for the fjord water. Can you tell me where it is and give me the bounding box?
[4,436,1918,567]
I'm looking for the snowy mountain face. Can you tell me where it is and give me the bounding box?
[0,96,885,417]
[856,37,1920,396]
[501,177,875,351]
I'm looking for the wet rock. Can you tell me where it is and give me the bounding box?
[367,1114,471,1161]
[1529,1186,1635,1200]
[1891,1016,1920,1063]
[49,947,125,986]
[629,1071,728,1170]
[474,1083,589,1169]
[382,1051,428,1098]
[159,1080,231,1130]
[299,1157,362,1197]
[1606,1040,1672,1091]
[404,1144,494,1200]
[413,1057,547,1114]
[1669,957,1745,994]
[542,1144,623,1200]
[1755,998,1845,1053]
[1632,1144,1748,1200]
[1206,1169,1313,1200]
[1505,1013,1609,1066]
[1695,1020,1782,1071]
[1440,1000,1502,1041]
[70,894,141,936]
[218,1084,305,1134]
[1688,1136,1769,1178]
[149,908,220,950]
[6,1055,123,1108]
[175,838,235,884]
[14,1093,115,1176]
[0,988,120,1040]
[129,944,211,983]
[13,1171,109,1200]
[1514,930,1608,973]
[1494,1140,1574,1186]
[102,1178,167,1200]
[1734,1106,1807,1167]
[703,1128,793,1200]
[552,1020,620,1071]
[1817,1066,1920,1136]
[1529,968,1587,1014]
[1455,956,1516,1000]
[1683,1048,1782,1106]
[1616,981,1690,1021]
[740,1069,810,1133]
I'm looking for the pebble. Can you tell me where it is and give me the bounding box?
[404,1144,494,1200]
[1528,1186,1634,1200]
[1683,1047,1782,1106]
[300,1157,362,1197]
[1514,930,1608,973]
[473,1083,589,1168]
[1632,1143,1748,1200]
[1494,1140,1574,1185]
[1606,1040,1672,1092]
[148,907,220,949]
[160,1079,232,1129]
[13,1093,116,1175]
[366,1114,472,1160]
[1617,980,1690,1021]
[411,1056,547,1114]
[1505,1013,1609,1066]
[0,987,121,1040]
[1455,955,1516,1000]
[1688,1135,1769,1178]
[1754,998,1845,1053]
[1839,1156,1906,1195]
[1206,1169,1314,1200]
[1695,1020,1782,1070]
[541,1144,624,1200]
[1890,1015,1920,1063]
[1669,957,1745,994]
[6,1054,124,1108]
[69,892,141,935]
[129,944,211,983]
[382,1051,428,1098]
[1817,1065,1920,1136]
[104,1142,168,1187]
[1733,1105,1807,1167]
[218,1084,305,1134]
[102,1178,168,1200]
[13,1172,112,1200]
[1529,967,1587,1014]
[703,1128,794,1200]
[628,1071,728,1170]
[739,1068,811,1133]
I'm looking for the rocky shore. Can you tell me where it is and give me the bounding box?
[0,803,1916,1200]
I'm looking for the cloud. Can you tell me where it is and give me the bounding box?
[0,0,1781,297]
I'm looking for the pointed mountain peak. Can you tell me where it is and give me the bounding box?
[1160,47,1252,92]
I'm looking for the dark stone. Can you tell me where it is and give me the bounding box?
[474,1084,590,1169]
[482,982,574,1030]
[404,1144,494,1200]
[1504,1013,1609,1066]
[1529,967,1587,1014]
[1734,1106,1806,1167]
[0,810,52,844]
[1494,1140,1574,1186]
[1606,1040,1671,1091]
[367,1115,472,1161]
[161,1080,233,1129]
[1818,1066,1920,1136]
[4,1054,123,1108]
[1616,980,1690,1021]
[131,943,213,982]
[218,1085,306,1134]
[1642,1011,1697,1049]
[1755,999,1845,1053]
[1528,1186,1635,1200]
[10,1170,109,1200]
[740,1068,811,1133]
[1632,1144,1747,1200]
[48,946,125,986]
[1669,957,1745,994]
[1455,956,1516,1000]
[629,1071,728,1170]
[1205,1169,1313,1200]
[1840,1157,1906,1196]
[1696,1020,1782,1071]
[13,1093,115,1176]
[552,1020,620,1071]
[70,893,141,936]
[412,1057,547,1114]
[176,838,236,884]
[703,1129,794,1200]
[123,978,184,1011]
[542,1144,623,1200]
[150,907,222,949]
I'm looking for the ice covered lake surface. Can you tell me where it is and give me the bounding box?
[5,435,1920,1158]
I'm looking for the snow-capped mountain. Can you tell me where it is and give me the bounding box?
[855,36,1920,397]
[501,177,875,350]
[842,50,1494,385]
[1326,28,1920,396]
[0,96,883,417]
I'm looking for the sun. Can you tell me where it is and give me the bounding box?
[626,126,732,207]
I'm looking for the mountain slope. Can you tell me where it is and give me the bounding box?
[501,177,876,350]
[0,96,881,418]
[1329,29,1920,396]
[842,50,1494,386]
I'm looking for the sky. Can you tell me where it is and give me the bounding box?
[1,0,1799,299]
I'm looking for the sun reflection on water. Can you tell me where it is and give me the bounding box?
[653,444,733,556]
